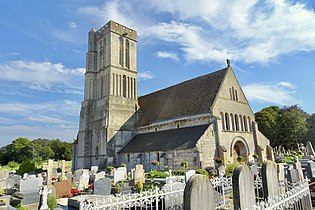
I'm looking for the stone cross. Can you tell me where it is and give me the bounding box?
[61,160,66,179]
[232,165,255,210]
[262,161,280,199]
[39,185,52,210]
[47,159,53,186]
[184,174,215,210]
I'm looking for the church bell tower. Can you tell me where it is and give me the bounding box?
[74,21,138,169]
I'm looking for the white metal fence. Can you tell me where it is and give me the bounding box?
[252,181,312,210]
[79,177,227,210]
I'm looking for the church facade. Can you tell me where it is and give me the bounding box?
[72,20,273,171]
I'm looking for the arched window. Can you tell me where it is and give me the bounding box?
[112,73,115,95]
[119,37,124,66]
[235,89,238,101]
[225,113,230,130]
[234,114,239,131]
[243,116,248,131]
[125,39,130,69]
[239,115,244,131]
[123,75,127,97]
[248,117,252,132]
[229,88,232,100]
[119,75,122,96]
[220,112,225,130]
[95,146,99,160]
[230,114,235,131]
[116,74,118,96]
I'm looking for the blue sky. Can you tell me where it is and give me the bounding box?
[0,0,315,146]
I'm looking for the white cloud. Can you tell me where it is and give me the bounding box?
[243,81,301,106]
[0,100,80,117]
[0,125,77,147]
[69,22,77,29]
[79,0,315,64]
[0,60,84,94]
[138,71,154,80]
[155,51,179,61]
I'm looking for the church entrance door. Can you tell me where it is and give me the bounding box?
[233,141,248,162]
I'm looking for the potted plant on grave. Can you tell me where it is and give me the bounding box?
[114,184,122,195]
[106,166,115,175]
[151,160,159,170]
[180,161,188,170]
[252,154,259,162]
[121,162,127,167]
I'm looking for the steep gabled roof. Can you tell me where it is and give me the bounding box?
[119,124,210,153]
[136,68,228,126]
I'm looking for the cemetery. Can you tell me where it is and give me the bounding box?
[0,142,315,209]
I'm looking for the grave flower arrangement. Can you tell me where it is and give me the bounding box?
[121,162,127,167]
[151,159,159,166]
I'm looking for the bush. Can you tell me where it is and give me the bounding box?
[225,162,242,177]
[172,170,185,176]
[16,204,28,210]
[137,181,143,192]
[18,160,36,175]
[48,195,57,209]
[7,161,19,169]
[196,169,208,176]
[180,161,188,169]
[114,184,122,193]
[146,170,169,178]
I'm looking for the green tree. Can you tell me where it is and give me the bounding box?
[255,106,280,146]
[304,114,315,144]
[276,105,307,149]
[50,139,72,160]
[7,138,33,163]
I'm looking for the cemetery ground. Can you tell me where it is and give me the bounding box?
[0,143,315,209]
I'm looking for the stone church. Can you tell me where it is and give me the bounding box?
[72,20,273,171]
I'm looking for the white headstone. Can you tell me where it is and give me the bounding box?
[185,170,196,182]
[91,166,98,174]
[114,169,125,183]
[134,165,145,185]
[39,185,52,210]
[94,171,105,182]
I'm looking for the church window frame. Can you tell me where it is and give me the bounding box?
[123,75,127,97]
[230,113,235,131]
[243,116,248,131]
[234,114,239,131]
[225,113,230,130]
[119,37,124,66]
[220,112,225,130]
[239,115,244,131]
[125,39,130,69]
[248,117,252,132]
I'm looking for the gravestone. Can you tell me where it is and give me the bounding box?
[134,165,145,185]
[301,160,315,179]
[306,142,315,157]
[65,172,73,181]
[250,164,258,178]
[20,177,43,193]
[185,170,196,182]
[287,166,299,183]
[277,163,286,193]
[114,168,125,183]
[54,180,72,198]
[184,174,215,210]
[78,169,90,191]
[232,165,255,210]
[0,170,9,179]
[293,156,304,182]
[131,168,135,179]
[22,173,28,180]
[0,178,14,190]
[217,165,226,177]
[91,166,98,174]
[262,161,280,199]
[94,178,111,196]
[94,171,105,183]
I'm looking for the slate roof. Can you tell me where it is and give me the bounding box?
[119,124,210,153]
[136,68,228,126]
